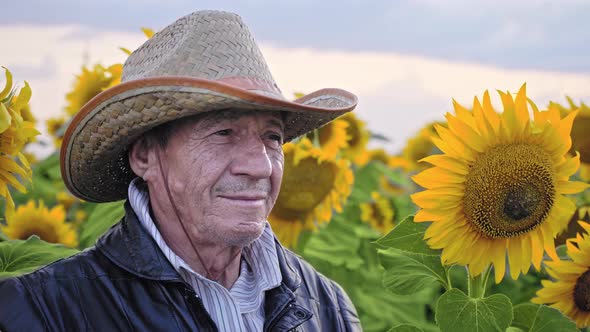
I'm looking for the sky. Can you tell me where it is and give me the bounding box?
[2,0,590,156]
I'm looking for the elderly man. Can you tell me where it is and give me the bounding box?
[0,10,361,331]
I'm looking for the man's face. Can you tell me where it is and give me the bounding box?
[152,110,284,247]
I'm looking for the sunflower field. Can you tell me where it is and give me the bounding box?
[2,29,590,332]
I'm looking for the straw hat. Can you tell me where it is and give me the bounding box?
[60,10,357,203]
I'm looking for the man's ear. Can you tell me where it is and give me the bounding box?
[129,137,153,180]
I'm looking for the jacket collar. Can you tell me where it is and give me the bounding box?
[96,201,182,281]
[96,200,303,289]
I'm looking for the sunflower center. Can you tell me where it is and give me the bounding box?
[19,225,59,243]
[272,156,337,220]
[571,117,590,163]
[318,123,333,145]
[574,269,590,312]
[346,120,360,147]
[464,143,555,238]
[369,203,387,226]
[503,184,540,220]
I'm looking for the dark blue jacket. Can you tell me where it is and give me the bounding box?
[0,202,361,331]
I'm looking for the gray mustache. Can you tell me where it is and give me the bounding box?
[213,181,271,194]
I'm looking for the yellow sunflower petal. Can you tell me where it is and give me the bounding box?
[413,85,579,285]
[419,154,469,175]
[534,221,590,328]
[558,180,590,195]
[0,103,12,133]
[445,112,485,152]
[412,167,465,189]
[0,67,13,100]
[0,200,77,247]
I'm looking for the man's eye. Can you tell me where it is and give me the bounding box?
[214,129,232,136]
[268,133,283,143]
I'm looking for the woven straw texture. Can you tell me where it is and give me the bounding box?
[122,11,280,96]
[61,10,357,202]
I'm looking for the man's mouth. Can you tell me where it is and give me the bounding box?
[218,194,267,206]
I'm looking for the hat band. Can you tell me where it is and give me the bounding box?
[216,76,284,99]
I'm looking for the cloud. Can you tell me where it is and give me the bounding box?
[2,0,589,71]
[1,24,589,158]
[261,44,590,151]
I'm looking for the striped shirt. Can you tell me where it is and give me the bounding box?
[128,178,282,331]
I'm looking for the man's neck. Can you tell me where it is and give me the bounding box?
[154,216,243,288]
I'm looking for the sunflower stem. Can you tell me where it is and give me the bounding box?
[445,266,453,290]
[480,266,493,297]
[467,267,485,299]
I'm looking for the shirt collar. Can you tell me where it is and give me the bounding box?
[127,178,282,293]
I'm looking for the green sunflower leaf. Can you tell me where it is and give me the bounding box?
[506,328,525,332]
[0,237,79,278]
[379,247,447,295]
[301,217,439,331]
[375,216,439,256]
[78,201,125,249]
[390,194,417,224]
[435,289,513,332]
[302,218,364,269]
[349,162,383,202]
[511,303,577,332]
[387,324,425,332]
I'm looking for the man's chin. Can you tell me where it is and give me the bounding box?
[222,220,265,246]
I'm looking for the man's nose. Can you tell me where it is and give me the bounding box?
[230,136,273,179]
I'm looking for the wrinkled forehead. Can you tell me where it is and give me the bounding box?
[188,109,285,130]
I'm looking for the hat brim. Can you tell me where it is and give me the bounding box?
[60,76,357,202]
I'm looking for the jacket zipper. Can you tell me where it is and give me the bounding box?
[265,302,294,332]
[179,283,219,332]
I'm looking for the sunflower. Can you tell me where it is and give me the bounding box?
[580,164,590,181]
[305,118,349,159]
[360,191,395,234]
[269,138,354,247]
[556,206,590,246]
[379,174,405,195]
[355,148,393,167]
[411,84,588,283]
[46,116,66,147]
[399,122,441,171]
[11,97,35,124]
[339,113,370,164]
[0,68,39,216]
[549,98,590,181]
[1,200,77,247]
[533,221,590,327]
[56,191,78,210]
[65,64,121,116]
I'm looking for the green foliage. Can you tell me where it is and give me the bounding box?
[377,217,448,295]
[489,269,544,306]
[511,303,578,332]
[349,162,383,202]
[294,159,439,331]
[387,324,425,332]
[301,217,437,332]
[12,152,64,205]
[379,247,447,295]
[556,244,571,260]
[0,236,79,278]
[78,201,125,249]
[435,289,513,332]
[376,216,440,256]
